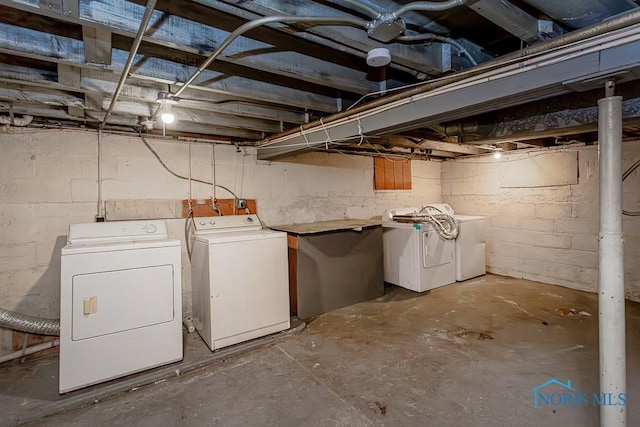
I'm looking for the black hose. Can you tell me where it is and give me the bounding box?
[623,158,640,216]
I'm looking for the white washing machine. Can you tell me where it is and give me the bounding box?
[455,215,487,281]
[59,220,182,394]
[382,205,456,292]
[190,215,290,351]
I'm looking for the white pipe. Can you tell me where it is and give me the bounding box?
[598,82,626,426]
[0,340,60,365]
[100,0,158,129]
[97,130,104,219]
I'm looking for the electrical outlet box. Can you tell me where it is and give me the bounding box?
[235,199,247,209]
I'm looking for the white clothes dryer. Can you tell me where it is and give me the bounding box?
[59,220,182,393]
[382,206,456,292]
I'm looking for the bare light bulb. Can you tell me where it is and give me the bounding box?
[493,151,502,159]
[156,91,177,124]
[160,112,175,124]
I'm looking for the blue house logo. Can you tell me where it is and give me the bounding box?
[530,379,576,408]
[530,378,627,408]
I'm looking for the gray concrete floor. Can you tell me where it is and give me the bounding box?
[4,274,640,426]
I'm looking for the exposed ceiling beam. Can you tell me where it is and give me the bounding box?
[379,135,489,155]
[57,63,85,117]
[0,24,342,113]
[257,23,640,159]
[105,100,283,133]
[0,68,308,124]
[0,101,264,139]
[2,1,400,95]
[197,0,452,75]
[467,0,564,44]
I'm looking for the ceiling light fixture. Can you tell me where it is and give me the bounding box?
[493,151,502,159]
[156,91,178,124]
[366,48,391,67]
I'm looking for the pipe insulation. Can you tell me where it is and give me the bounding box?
[597,85,626,426]
[0,307,60,336]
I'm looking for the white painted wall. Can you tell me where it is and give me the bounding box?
[442,142,640,301]
[0,130,441,351]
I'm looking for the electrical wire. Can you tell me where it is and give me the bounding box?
[623,158,640,216]
[184,210,196,260]
[139,133,239,199]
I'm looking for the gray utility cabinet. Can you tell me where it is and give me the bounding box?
[271,219,384,319]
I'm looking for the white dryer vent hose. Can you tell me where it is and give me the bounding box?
[0,115,33,126]
[392,206,459,240]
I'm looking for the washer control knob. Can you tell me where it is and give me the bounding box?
[144,224,157,233]
[246,217,254,223]
[199,221,206,226]
[209,220,216,225]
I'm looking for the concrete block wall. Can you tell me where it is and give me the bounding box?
[442,142,640,301]
[0,130,441,352]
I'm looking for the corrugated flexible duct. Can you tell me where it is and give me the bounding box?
[0,115,33,126]
[0,307,60,336]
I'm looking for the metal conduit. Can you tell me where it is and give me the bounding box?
[150,0,472,121]
[150,15,369,121]
[99,0,158,130]
[393,0,467,16]
[397,33,478,65]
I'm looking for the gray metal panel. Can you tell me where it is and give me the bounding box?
[82,26,112,65]
[295,226,383,319]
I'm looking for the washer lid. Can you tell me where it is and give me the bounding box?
[195,229,285,244]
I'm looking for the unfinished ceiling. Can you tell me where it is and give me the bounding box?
[0,0,639,159]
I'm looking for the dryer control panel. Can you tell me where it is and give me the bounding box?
[68,220,168,245]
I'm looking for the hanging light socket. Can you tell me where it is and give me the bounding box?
[156,91,178,105]
[156,91,178,124]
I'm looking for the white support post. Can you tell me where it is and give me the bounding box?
[598,80,626,426]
